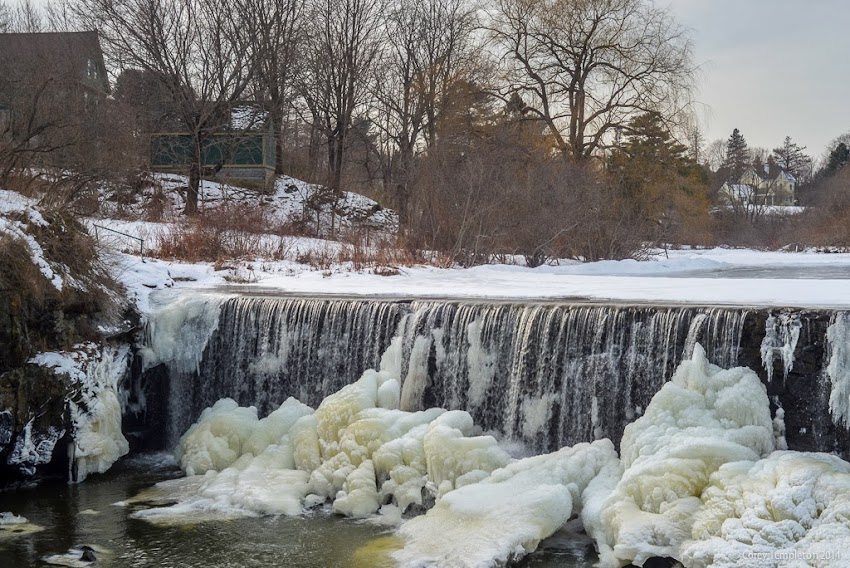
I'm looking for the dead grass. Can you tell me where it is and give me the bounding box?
[150,203,445,272]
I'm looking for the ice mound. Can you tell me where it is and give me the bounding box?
[137,367,513,522]
[681,451,850,568]
[175,397,313,476]
[595,344,775,566]
[394,440,620,568]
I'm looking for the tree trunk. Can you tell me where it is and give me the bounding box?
[185,137,201,216]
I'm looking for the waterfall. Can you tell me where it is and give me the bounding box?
[152,296,407,444]
[145,295,749,452]
[392,303,747,452]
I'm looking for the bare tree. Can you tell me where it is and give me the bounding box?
[246,0,306,175]
[7,0,44,32]
[488,0,694,161]
[373,0,477,226]
[297,0,386,207]
[704,138,727,172]
[74,0,260,215]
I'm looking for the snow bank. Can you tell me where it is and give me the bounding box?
[595,344,775,566]
[394,440,619,568]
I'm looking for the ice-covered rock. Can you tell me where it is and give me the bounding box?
[28,345,131,482]
[682,451,850,568]
[595,344,775,567]
[394,440,619,568]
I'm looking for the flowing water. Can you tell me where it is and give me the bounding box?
[151,294,748,452]
[0,454,596,568]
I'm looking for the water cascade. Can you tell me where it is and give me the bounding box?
[140,295,789,454]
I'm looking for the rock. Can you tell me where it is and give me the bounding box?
[79,546,97,562]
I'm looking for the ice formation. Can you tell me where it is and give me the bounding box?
[594,344,775,567]
[760,314,802,383]
[134,366,512,524]
[141,292,228,374]
[31,346,130,482]
[681,452,850,568]
[6,420,65,477]
[826,312,850,427]
[134,340,850,567]
[394,440,620,568]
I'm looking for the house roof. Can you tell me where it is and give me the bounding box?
[0,31,109,94]
[750,163,797,183]
[229,104,270,131]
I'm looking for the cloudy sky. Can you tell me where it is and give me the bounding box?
[668,0,850,159]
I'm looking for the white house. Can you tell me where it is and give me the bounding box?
[720,163,797,207]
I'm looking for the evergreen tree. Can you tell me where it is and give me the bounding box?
[617,111,690,169]
[824,142,850,176]
[607,112,709,244]
[772,136,812,181]
[722,128,749,182]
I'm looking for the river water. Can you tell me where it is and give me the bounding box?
[0,454,596,568]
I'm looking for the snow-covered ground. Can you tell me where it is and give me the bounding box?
[98,173,398,234]
[110,246,850,311]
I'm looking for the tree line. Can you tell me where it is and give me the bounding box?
[2,0,850,259]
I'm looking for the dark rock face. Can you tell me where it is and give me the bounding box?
[123,358,169,453]
[739,310,850,458]
[0,365,72,484]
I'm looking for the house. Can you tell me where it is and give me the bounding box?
[720,163,797,207]
[0,31,109,113]
[149,103,276,189]
[0,31,109,156]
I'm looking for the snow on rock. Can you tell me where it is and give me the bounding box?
[393,440,620,568]
[595,344,775,567]
[6,420,65,477]
[826,312,850,428]
[29,345,130,482]
[0,190,64,290]
[0,511,44,540]
[681,452,850,568]
[97,173,398,236]
[0,512,27,525]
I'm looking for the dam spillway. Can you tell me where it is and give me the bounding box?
[131,293,850,457]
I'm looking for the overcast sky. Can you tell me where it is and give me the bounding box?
[668,0,850,159]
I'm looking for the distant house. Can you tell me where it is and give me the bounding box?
[0,31,109,112]
[0,31,109,157]
[149,103,276,189]
[720,163,797,207]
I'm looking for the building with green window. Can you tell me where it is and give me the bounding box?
[150,104,276,189]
